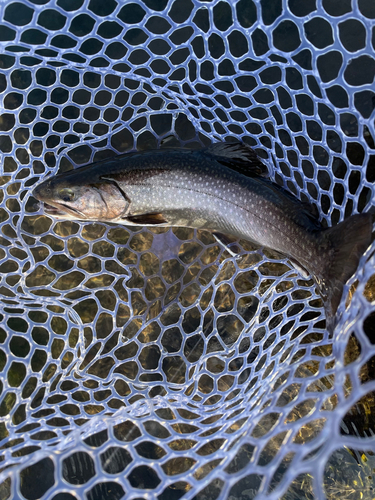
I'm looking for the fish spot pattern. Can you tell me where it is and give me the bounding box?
[0,1,375,499]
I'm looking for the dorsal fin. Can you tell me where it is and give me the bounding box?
[203,142,269,178]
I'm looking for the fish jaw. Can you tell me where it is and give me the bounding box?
[42,201,88,220]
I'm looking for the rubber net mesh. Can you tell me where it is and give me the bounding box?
[0,1,375,499]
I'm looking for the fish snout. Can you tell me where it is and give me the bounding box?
[32,180,52,202]
[31,184,42,201]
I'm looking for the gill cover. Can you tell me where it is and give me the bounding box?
[81,182,129,220]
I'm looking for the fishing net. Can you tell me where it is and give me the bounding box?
[0,0,375,498]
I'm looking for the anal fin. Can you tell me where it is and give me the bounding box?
[289,258,310,279]
[212,231,242,258]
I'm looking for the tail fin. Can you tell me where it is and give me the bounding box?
[316,213,373,333]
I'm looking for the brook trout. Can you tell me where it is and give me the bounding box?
[32,143,373,332]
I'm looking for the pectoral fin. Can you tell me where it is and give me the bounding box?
[124,212,169,225]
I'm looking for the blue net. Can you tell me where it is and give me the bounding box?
[0,1,375,499]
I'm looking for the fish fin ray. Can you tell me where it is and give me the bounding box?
[289,258,310,278]
[212,231,242,257]
[315,213,373,333]
[160,135,181,148]
[124,213,169,225]
[204,142,269,178]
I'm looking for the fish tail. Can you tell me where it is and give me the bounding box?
[315,213,373,333]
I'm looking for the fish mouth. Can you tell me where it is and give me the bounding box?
[42,201,87,219]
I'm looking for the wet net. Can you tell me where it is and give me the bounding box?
[0,0,375,499]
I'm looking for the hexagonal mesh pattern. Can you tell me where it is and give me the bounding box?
[1,1,375,499]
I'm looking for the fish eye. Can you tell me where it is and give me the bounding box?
[59,188,75,203]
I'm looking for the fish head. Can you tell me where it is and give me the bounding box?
[32,175,129,221]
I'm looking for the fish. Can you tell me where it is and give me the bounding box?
[32,142,373,332]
